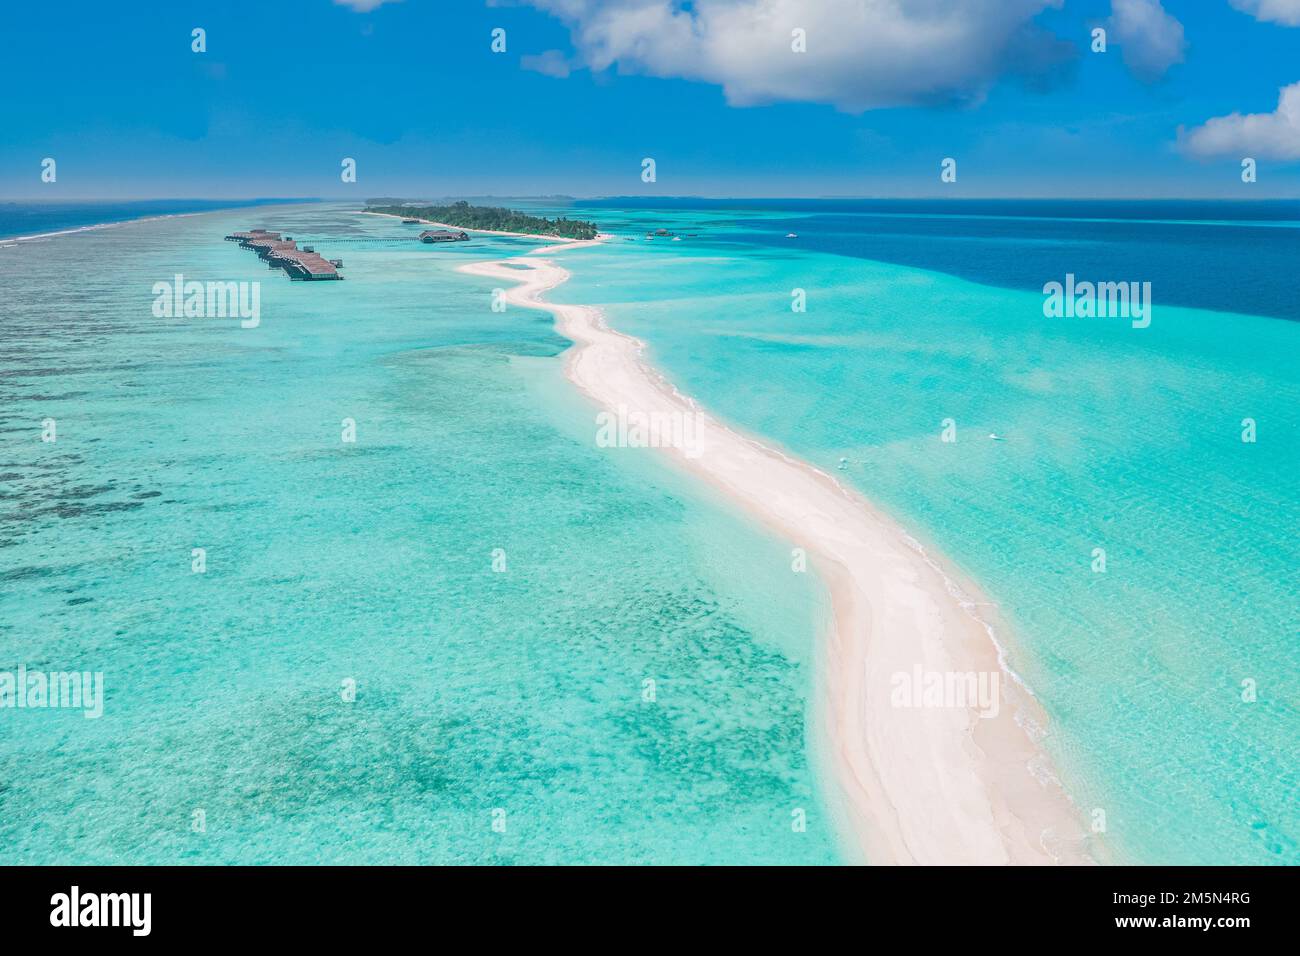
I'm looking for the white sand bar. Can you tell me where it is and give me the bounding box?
[460,252,1096,866]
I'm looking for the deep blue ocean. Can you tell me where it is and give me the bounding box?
[0,199,312,241]
[576,198,1300,322]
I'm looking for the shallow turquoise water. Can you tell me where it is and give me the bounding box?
[4,201,1296,866]
[0,205,838,864]
[551,205,1300,865]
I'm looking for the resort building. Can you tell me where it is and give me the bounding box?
[224,229,342,280]
[419,229,470,243]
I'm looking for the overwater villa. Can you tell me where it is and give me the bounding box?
[420,229,469,243]
[223,228,343,280]
[225,228,280,242]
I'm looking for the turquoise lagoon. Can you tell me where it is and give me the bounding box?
[551,199,1300,865]
[0,205,836,864]
[2,199,1297,865]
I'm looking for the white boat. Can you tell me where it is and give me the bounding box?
[988,433,1005,441]
[785,232,798,238]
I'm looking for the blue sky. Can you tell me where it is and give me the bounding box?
[1,0,1298,198]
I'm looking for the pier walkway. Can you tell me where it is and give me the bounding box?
[224,229,342,280]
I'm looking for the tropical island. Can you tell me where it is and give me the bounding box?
[365,200,599,240]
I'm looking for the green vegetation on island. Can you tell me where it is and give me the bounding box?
[366,200,598,240]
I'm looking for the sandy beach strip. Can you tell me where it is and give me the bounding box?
[458,252,1096,866]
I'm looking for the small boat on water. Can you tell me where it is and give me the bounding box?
[672,236,683,242]
[988,433,1006,441]
[402,218,420,224]
[785,232,798,238]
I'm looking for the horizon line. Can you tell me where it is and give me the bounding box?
[4,195,1299,203]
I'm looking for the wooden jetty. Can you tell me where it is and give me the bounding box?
[223,228,342,280]
[224,225,466,278]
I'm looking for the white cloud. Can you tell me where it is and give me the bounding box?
[1179,82,1300,160]
[514,0,1074,113]
[1229,0,1300,26]
[334,0,403,12]
[1107,0,1186,81]
[522,49,573,79]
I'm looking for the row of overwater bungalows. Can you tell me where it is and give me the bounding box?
[224,229,343,280]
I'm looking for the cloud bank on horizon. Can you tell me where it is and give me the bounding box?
[1107,0,1186,82]
[5,0,1297,198]
[333,0,404,11]
[1180,81,1300,160]
[506,0,1298,165]
[512,0,1076,112]
[1229,0,1300,26]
